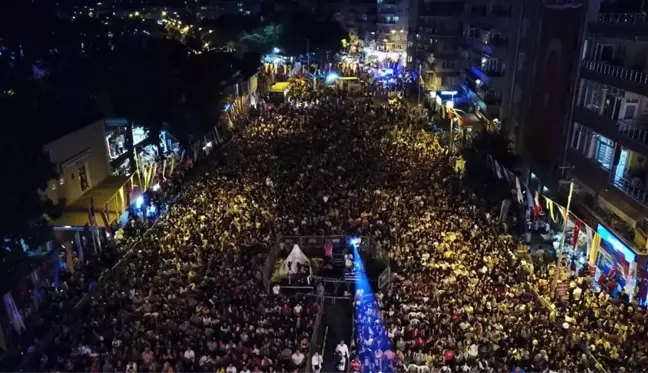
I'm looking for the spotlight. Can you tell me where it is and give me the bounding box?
[135,196,144,209]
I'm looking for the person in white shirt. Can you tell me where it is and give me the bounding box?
[294,303,303,314]
[273,284,281,295]
[312,352,323,373]
[335,341,349,371]
[291,350,305,367]
[225,363,237,373]
[183,346,195,363]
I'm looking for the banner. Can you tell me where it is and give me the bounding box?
[589,233,601,264]
[524,4,584,168]
[547,199,556,221]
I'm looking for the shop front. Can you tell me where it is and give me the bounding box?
[590,223,647,303]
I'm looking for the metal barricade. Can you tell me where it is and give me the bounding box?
[305,295,325,373]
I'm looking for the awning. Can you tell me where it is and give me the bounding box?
[53,175,131,227]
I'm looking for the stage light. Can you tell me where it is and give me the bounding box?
[152,183,161,192]
[350,237,361,247]
[325,72,340,84]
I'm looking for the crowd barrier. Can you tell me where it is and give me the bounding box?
[304,295,325,373]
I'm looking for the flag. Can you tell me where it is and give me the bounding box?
[495,160,503,179]
[179,150,186,164]
[526,185,534,210]
[514,177,524,204]
[586,225,594,248]
[572,218,583,249]
[76,229,85,268]
[100,209,112,236]
[162,159,167,181]
[533,190,541,219]
[546,198,556,221]
[169,158,176,175]
[88,197,97,227]
[499,199,512,221]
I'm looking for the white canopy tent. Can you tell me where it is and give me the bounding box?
[282,244,311,275]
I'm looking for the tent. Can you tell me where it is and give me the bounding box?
[282,244,310,275]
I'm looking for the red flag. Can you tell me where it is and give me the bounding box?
[572,218,583,249]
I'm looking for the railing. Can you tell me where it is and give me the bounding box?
[617,118,648,144]
[582,60,648,85]
[611,174,648,204]
[597,12,648,25]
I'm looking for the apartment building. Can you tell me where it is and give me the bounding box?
[376,0,409,54]
[410,0,465,91]
[459,0,523,121]
[565,2,648,253]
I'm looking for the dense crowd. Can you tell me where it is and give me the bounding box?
[12,76,648,373]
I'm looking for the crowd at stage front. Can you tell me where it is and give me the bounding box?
[10,80,648,373]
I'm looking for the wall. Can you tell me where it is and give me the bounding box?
[44,120,111,204]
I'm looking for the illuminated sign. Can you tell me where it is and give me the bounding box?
[440,90,458,96]
[597,224,636,263]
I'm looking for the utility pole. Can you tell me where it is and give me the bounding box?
[551,180,575,300]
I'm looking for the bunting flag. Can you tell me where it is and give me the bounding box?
[586,225,594,247]
[179,150,186,165]
[162,159,167,181]
[487,154,494,171]
[499,199,512,221]
[88,197,97,227]
[495,160,503,179]
[533,191,541,219]
[526,185,534,210]
[75,230,84,268]
[557,205,566,220]
[572,218,583,249]
[547,199,556,221]
[169,158,176,175]
[515,177,524,204]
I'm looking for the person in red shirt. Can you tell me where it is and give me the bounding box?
[351,358,361,372]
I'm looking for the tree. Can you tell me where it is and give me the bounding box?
[272,7,348,57]
[0,96,63,267]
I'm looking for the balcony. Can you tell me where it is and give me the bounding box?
[611,175,648,205]
[581,61,648,97]
[573,106,648,156]
[589,13,648,39]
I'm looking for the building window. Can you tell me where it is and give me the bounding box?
[393,16,399,22]
[78,164,90,192]
[594,135,615,171]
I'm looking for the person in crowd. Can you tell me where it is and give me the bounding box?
[14,75,648,373]
[311,351,323,373]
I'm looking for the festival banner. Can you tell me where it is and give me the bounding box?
[589,233,601,264]
[162,159,167,181]
[572,218,583,249]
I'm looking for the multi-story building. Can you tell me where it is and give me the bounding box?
[564,1,648,254]
[410,0,465,91]
[376,0,409,54]
[459,0,522,121]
